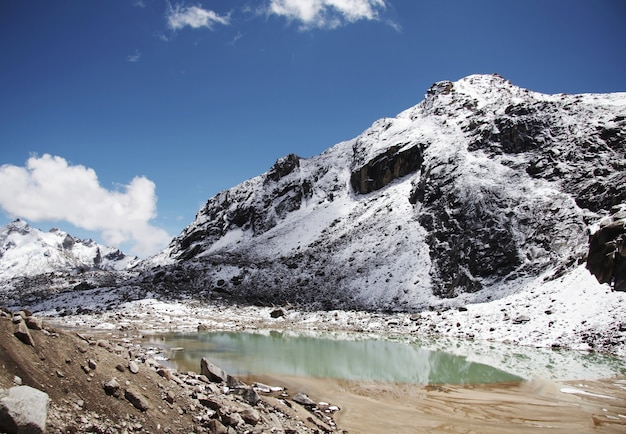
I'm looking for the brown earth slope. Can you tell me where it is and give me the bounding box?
[0,312,341,433]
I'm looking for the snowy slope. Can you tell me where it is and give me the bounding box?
[0,219,140,280]
[144,74,625,311]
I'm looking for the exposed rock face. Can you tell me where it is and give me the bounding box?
[587,208,626,292]
[351,143,423,194]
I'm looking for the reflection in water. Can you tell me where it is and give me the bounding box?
[148,331,523,384]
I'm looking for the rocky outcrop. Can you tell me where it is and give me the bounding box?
[587,208,626,292]
[351,143,423,194]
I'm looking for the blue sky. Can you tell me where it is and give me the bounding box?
[1,0,625,257]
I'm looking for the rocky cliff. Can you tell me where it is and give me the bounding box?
[143,74,625,310]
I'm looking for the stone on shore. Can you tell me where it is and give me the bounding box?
[200,357,228,383]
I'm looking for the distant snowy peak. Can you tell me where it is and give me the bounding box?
[0,219,140,280]
[147,74,626,309]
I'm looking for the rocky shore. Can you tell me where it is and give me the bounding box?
[0,310,343,434]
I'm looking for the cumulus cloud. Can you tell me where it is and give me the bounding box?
[267,0,387,29]
[0,155,171,257]
[166,3,230,31]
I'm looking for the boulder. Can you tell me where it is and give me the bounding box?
[103,378,121,398]
[292,392,316,406]
[0,386,49,434]
[240,387,260,406]
[200,358,228,383]
[270,308,285,318]
[24,316,42,331]
[14,321,35,347]
[124,388,150,412]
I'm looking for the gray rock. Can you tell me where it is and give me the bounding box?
[270,308,285,318]
[103,378,121,397]
[14,321,35,346]
[24,317,42,331]
[240,407,261,425]
[124,388,150,412]
[221,411,244,427]
[292,392,316,406]
[200,358,228,383]
[0,386,49,434]
[197,394,221,411]
[512,315,531,324]
[206,419,229,434]
[128,361,139,374]
[240,387,260,406]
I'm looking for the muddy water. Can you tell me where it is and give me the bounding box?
[148,331,626,433]
[255,374,626,433]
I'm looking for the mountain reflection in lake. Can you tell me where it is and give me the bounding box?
[148,331,523,384]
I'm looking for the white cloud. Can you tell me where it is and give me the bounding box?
[127,50,142,62]
[0,155,171,257]
[267,0,387,29]
[166,3,230,31]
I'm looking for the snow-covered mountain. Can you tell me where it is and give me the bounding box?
[0,219,140,280]
[143,74,626,310]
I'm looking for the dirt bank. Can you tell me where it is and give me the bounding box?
[0,313,342,433]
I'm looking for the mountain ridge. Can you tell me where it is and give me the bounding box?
[141,74,625,309]
[0,219,140,280]
[1,74,625,314]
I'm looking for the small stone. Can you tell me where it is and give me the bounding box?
[156,368,172,380]
[115,364,125,372]
[270,308,285,318]
[240,387,260,406]
[206,419,228,434]
[197,394,221,410]
[88,359,97,370]
[226,375,244,389]
[128,361,139,374]
[12,376,22,386]
[512,315,531,324]
[124,388,150,412]
[240,408,261,425]
[103,378,121,397]
[221,411,244,427]
[56,370,65,378]
[292,392,315,406]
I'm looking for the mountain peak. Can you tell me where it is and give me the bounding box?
[0,220,140,280]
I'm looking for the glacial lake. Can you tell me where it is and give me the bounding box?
[146,330,626,385]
